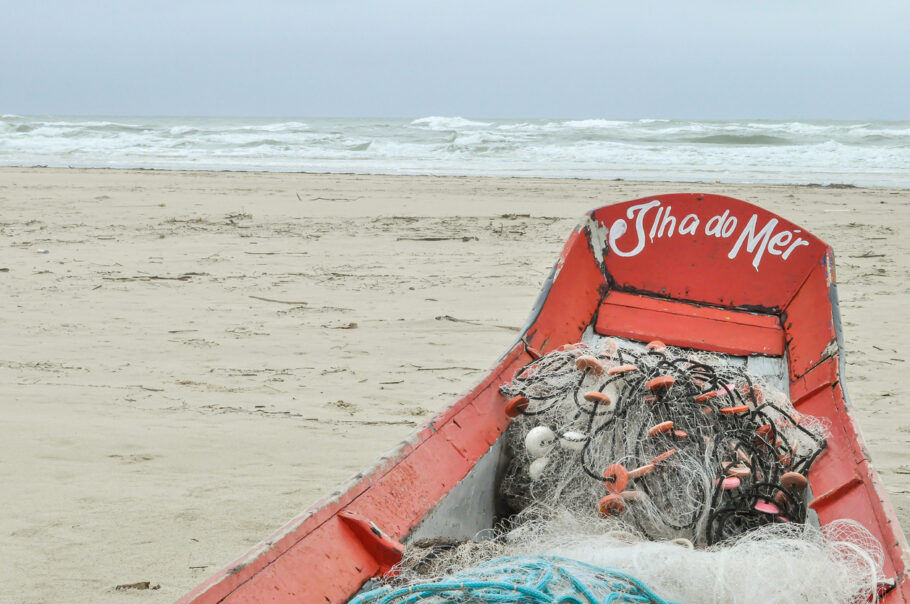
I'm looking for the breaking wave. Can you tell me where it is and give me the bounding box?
[2,115,909,186]
[410,116,493,130]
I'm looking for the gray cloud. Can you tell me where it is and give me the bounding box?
[1,0,908,118]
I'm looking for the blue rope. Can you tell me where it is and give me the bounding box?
[350,555,680,604]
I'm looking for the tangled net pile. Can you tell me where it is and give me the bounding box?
[499,339,828,544]
[355,339,886,603]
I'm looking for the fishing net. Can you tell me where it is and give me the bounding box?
[498,339,827,544]
[358,511,882,604]
[355,339,884,604]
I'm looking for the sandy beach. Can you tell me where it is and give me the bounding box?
[1,167,907,603]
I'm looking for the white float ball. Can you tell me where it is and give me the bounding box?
[529,456,549,481]
[525,426,556,459]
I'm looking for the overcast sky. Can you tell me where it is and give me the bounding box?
[1,0,908,119]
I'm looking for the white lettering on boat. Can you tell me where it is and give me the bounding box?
[607,200,810,271]
[608,200,660,257]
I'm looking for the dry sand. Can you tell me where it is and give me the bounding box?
[0,167,907,603]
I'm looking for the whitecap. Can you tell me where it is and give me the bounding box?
[410,116,492,130]
[259,121,309,132]
[561,119,629,129]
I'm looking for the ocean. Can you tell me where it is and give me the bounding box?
[2,115,909,187]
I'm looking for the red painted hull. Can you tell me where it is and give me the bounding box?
[178,194,909,603]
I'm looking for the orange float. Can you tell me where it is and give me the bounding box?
[719,405,750,415]
[645,340,667,352]
[694,390,720,403]
[647,421,674,437]
[583,391,612,405]
[558,342,589,352]
[652,449,676,465]
[725,463,752,478]
[646,375,675,393]
[629,464,655,479]
[694,383,734,402]
[575,355,605,375]
[602,463,630,494]
[504,395,529,417]
[781,471,809,492]
[598,494,626,516]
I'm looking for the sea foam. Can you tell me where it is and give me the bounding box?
[1,115,909,187]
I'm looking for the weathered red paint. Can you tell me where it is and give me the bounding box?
[178,194,908,604]
[523,225,606,355]
[783,261,838,380]
[336,510,405,575]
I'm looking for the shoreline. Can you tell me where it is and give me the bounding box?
[1,167,907,602]
[3,163,907,190]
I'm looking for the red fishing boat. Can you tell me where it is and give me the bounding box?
[177,193,909,603]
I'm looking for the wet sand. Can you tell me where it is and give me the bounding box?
[0,167,907,602]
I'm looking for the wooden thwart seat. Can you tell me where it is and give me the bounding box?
[595,291,784,357]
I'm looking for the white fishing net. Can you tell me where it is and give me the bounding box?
[359,510,883,604]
